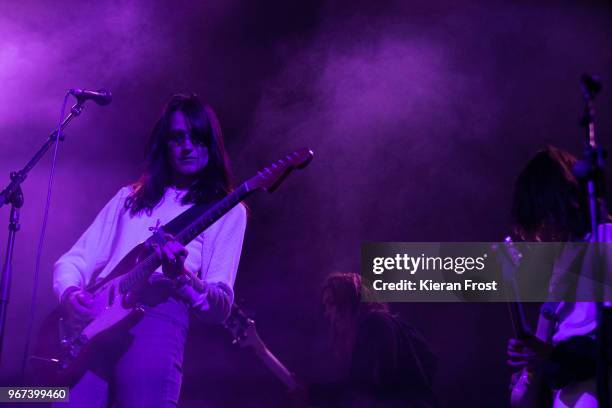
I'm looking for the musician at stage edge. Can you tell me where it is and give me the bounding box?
[507,146,612,407]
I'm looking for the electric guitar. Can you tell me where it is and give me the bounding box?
[31,148,314,387]
[223,303,299,392]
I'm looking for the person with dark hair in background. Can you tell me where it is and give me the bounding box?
[511,146,590,244]
[507,145,612,407]
[303,272,438,407]
[52,94,247,407]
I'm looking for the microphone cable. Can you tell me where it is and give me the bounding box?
[21,91,71,379]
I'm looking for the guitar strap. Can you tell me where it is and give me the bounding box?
[88,200,215,286]
[160,202,213,237]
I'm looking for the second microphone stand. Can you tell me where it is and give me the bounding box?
[573,74,609,408]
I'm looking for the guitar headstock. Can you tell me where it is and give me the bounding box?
[246,148,314,193]
[493,236,523,282]
[502,236,523,267]
[223,304,265,352]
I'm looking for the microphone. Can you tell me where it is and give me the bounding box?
[69,88,112,105]
[580,74,602,98]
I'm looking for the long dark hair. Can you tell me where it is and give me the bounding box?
[512,146,588,240]
[322,272,388,317]
[322,273,388,361]
[126,94,233,215]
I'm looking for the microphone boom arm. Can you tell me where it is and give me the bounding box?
[0,98,85,208]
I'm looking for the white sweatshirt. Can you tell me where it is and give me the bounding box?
[53,186,247,323]
[552,223,612,344]
[549,225,612,408]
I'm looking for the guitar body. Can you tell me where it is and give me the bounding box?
[31,244,149,387]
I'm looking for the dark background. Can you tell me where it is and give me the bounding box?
[0,0,611,406]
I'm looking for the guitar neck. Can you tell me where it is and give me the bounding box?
[175,184,250,246]
[507,301,531,339]
[118,147,314,294]
[499,238,534,339]
[252,344,299,391]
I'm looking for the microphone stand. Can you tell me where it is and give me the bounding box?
[574,74,609,407]
[0,98,85,363]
